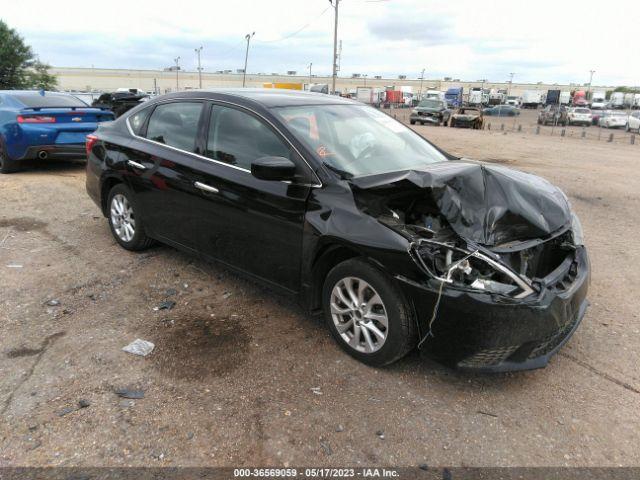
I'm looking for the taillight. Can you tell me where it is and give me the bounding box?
[17,115,56,123]
[86,134,99,157]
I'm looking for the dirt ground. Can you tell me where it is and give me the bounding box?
[1,121,639,468]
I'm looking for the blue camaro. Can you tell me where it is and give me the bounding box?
[0,90,114,173]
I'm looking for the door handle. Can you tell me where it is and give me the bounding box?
[127,160,147,170]
[194,181,219,194]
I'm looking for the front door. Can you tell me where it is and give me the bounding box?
[189,103,314,292]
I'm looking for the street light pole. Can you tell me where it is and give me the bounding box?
[195,46,203,89]
[242,32,255,88]
[588,69,595,99]
[330,0,340,95]
[508,72,515,98]
[174,56,180,91]
[308,62,313,90]
[419,68,425,100]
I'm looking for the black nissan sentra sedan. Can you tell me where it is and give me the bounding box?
[86,89,589,372]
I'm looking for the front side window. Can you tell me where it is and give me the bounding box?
[206,105,290,169]
[272,104,447,178]
[145,102,202,152]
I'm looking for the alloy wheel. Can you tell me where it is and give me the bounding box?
[110,194,136,242]
[330,276,388,353]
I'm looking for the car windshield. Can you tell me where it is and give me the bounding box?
[272,104,448,178]
[418,100,441,108]
[574,108,591,113]
[13,93,88,108]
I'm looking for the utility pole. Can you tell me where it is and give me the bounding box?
[419,68,425,100]
[308,62,313,90]
[508,72,515,98]
[330,0,340,95]
[195,46,203,89]
[243,32,255,88]
[174,56,180,91]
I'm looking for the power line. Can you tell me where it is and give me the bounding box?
[257,6,331,43]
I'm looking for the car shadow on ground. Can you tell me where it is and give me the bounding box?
[145,243,537,393]
[11,159,86,176]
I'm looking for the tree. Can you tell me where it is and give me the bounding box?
[0,20,56,90]
[25,59,58,90]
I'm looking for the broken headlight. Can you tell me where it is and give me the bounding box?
[571,213,584,246]
[414,242,535,299]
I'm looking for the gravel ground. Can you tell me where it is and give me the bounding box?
[1,122,639,468]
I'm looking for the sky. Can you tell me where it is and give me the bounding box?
[2,0,639,86]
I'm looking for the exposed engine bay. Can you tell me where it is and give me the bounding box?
[351,162,582,300]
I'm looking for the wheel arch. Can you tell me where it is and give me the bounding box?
[308,243,363,312]
[100,175,126,216]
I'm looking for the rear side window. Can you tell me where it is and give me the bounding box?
[14,93,87,108]
[145,102,202,152]
[206,105,290,169]
[128,107,152,135]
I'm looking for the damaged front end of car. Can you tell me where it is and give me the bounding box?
[350,161,590,372]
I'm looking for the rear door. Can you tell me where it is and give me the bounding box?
[189,102,314,292]
[120,100,207,250]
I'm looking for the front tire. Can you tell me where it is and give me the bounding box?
[107,184,155,251]
[322,258,417,367]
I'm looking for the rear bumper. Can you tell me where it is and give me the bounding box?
[17,144,86,161]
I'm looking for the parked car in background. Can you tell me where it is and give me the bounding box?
[410,99,451,125]
[567,107,592,126]
[590,110,605,125]
[599,110,628,128]
[627,111,640,132]
[482,105,520,117]
[449,107,483,129]
[92,91,149,118]
[85,89,589,372]
[537,105,568,126]
[0,90,114,173]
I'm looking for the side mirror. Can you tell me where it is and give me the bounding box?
[251,156,296,181]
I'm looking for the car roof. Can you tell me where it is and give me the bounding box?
[155,88,359,108]
[0,90,71,96]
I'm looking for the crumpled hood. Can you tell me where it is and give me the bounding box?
[350,161,572,247]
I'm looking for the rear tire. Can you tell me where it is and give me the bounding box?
[0,143,19,174]
[322,258,417,367]
[107,184,155,251]
[410,120,416,125]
